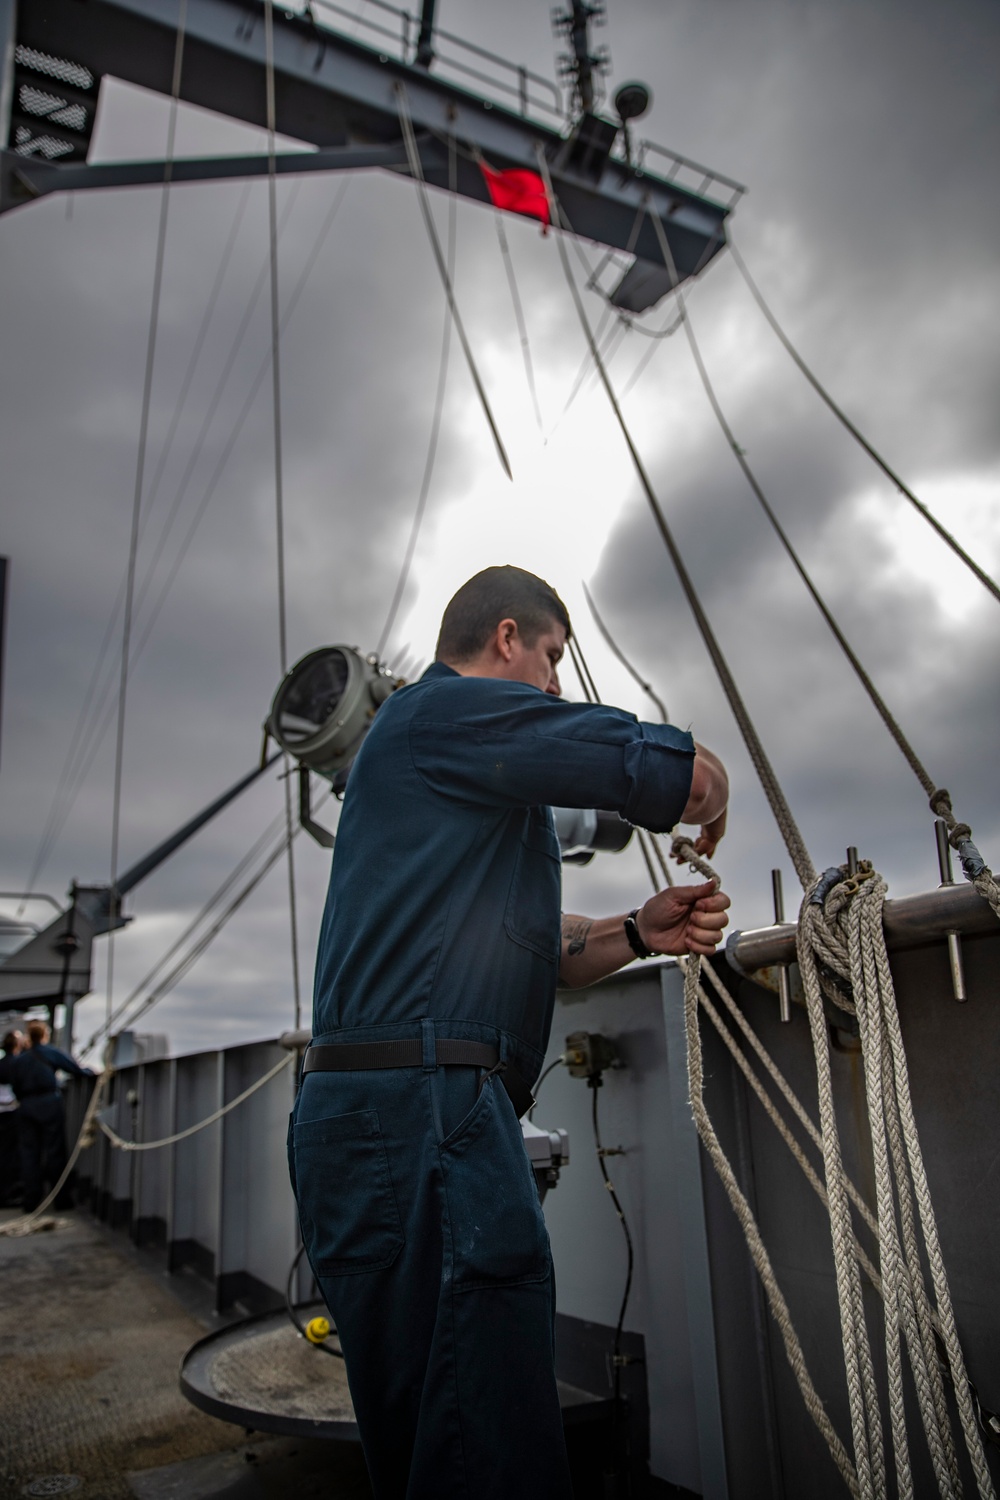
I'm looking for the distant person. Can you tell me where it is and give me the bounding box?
[0,1029,24,1207]
[11,1020,93,1212]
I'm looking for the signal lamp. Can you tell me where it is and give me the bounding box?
[266,646,401,789]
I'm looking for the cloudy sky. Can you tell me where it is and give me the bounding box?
[1,0,997,1059]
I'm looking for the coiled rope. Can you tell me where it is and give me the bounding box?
[798,866,995,1499]
[585,605,994,1493]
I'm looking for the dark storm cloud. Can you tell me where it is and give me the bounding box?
[1,0,997,1052]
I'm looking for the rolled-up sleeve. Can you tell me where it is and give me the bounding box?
[409,679,695,834]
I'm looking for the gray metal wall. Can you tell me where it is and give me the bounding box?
[69,931,1000,1497]
[70,1038,301,1313]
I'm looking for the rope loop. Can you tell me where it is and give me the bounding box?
[669,835,719,885]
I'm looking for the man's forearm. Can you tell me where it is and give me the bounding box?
[558,913,637,989]
[558,884,732,988]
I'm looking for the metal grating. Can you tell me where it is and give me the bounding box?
[9,45,100,161]
[14,45,94,91]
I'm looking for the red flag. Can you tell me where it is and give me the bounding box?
[478,162,550,228]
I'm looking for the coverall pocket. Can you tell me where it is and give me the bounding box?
[503,808,561,960]
[292,1109,404,1275]
[439,1078,550,1290]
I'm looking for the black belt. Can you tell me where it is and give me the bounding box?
[302,1040,535,1119]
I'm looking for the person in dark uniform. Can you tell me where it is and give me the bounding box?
[0,1029,25,1207]
[11,1019,93,1211]
[288,566,730,1500]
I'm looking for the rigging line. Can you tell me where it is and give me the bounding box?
[615,237,722,406]
[616,322,676,404]
[492,210,545,437]
[728,238,1000,607]
[263,0,302,1032]
[106,0,189,1032]
[635,826,661,892]
[140,180,256,538]
[394,82,512,481]
[82,803,290,1055]
[566,635,594,705]
[536,149,817,891]
[545,200,647,442]
[581,580,667,721]
[100,1051,295,1152]
[106,794,325,1042]
[124,182,305,645]
[29,182,350,872]
[546,309,624,443]
[375,131,458,662]
[646,209,940,803]
[568,628,602,706]
[17,186,260,911]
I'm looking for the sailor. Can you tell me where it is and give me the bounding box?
[0,1029,24,1207]
[288,566,730,1499]
[11,1019,94,1212]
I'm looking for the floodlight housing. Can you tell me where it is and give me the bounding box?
[614,80,651,122]
[552,806,633,865]
[266,646,400,787]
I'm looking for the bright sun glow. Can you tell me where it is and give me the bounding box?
[388,346,638,666]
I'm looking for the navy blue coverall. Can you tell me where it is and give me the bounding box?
[289,663,695,1500]
[12,1043,92,1210]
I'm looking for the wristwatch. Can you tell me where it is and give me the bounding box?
[624,908,655,960]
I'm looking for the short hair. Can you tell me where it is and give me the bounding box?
[1,1031,19,1055]
[435,566,571,663]
[26,1020,49,1047]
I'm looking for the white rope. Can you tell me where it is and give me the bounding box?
[99,1051,295,1153]
[800,867,996,1499]
[0,1070,111,1237]
[680,942,861,1495]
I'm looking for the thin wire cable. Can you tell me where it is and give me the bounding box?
[537,151,816,890]
[581,581,667,721]
[140,180,256,535]
[107,803,314,1041]
[263,0,302,1031]
[526,1055,564,1119]
[492,210,544,436]
[591,1079,635,1410]
[19,183,299,904]
[106,0,188,1030]
[394,83,512,480]
[645,208,940,803]
[27,184,349,894]
[568,631,601,704]
[376,132,458,660]
[729,238,1000,607]
[82,804,290,1056]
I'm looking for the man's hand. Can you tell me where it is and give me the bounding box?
[687,810,727,861]
[636,882,731,957]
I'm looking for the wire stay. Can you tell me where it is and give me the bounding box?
[728,238,1000,607]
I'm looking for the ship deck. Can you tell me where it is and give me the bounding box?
[0,1207,374,1500]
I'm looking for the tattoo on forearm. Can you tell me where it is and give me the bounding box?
[561,915,593,957]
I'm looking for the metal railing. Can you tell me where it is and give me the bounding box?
[306,0,566,123]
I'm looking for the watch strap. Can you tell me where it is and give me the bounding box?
[624,908,655,960]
